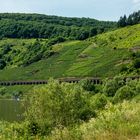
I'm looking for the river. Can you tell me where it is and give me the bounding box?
[0,99,24,122]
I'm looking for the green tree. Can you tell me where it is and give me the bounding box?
[103,75,125,97]
[24,79,94,135]
[118,15,127,27]
[114,85,136,102]
[0,59,6,69]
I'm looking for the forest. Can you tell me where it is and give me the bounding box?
[118,10,140,27]
[0,13,116,40]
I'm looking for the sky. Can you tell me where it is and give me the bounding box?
[0,0,139,21]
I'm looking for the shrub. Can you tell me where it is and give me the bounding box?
[0,59,6,69]
[90,93,108,110]
[114,85,136,102]
[0,87,6,95]
[130,51,140,58]
[136,81,140,94]
[103,75,125,97]
[12,91,23,99]
[126,79,138,91]
[24,79,94,135]
[47,36,66,47]
[79,79,96,92]
[133,58,140,69]
[120,65,128,73]
[2,44,12,54]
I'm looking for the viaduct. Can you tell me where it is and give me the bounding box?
[0,76,140,86]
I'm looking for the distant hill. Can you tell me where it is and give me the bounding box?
[0,13,117,40]
[0,24,140,80]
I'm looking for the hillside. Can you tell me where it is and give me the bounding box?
[1,10,140,140]
[0,24,140,81]
[0,13,116,40]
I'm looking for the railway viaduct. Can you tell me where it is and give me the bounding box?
[0,77,101,86]
[0,76,140,86]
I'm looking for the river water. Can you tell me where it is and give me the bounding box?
[0,99,24,122]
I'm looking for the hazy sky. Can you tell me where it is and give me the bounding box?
[0,0,140,21]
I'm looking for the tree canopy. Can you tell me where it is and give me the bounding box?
[0,13,117,40]
[118,10,140,27]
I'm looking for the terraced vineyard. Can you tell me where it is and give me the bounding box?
[0,24,140,82]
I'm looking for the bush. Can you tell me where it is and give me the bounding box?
[114,85,136,102]
[24,79,94,135]
[136,81,140,94]
[12,91,23,99]
[126,79,138,91]
[130,51,140,58]
[79,79,96,92]
[133,58,140,69]
[47,36,66,47]
[2,44,12,54]
[0,59,6,69]
[90,93,108,110]
[120,65,128,73]
[103,75,125,97]
[0,87,6,95]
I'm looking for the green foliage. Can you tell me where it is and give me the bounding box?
[22,41,44,66]
[12,91,23,99]
[46,101,140,140]
[133,58,140,69]
[0,87,6,95]
[0,13,117,40]
[118,15,127,27]
[0,79,140,139]
[1,11,140,140]
[78,101,140,140]
[131,51,140,58]
[90,93,107,110]
[1,44,12,54]
[0,59,6,69]
[24,79,94,135]
[118,10,140,27]
[120,65,129,73]
[136,81,140,93]
[79,79,96,92]
[47,36,66,47]
[103,75,125,97]
[113,85,136,102]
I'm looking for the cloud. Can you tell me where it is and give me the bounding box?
[133,0,140,4]
[132,0,140,10]
[0,0,137,21]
